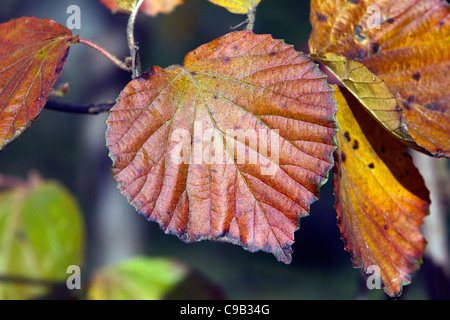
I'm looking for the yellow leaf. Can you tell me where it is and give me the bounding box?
[116,0,140,11]
[312,52,420,149]
[207,0,261,14]
[332,85,430,297]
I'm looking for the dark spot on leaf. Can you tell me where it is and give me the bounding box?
[317,13,328,22]
[368,163,375,169]
[270,52,277,56]
[341,152,346,162]
[15,230,27,242]
[348,0,359,3]
[381,146,385,154]
[344,131,351,142]
[425,103,438,111]
[213,96,218,100]
[223,57,230,63]
[234,45,238,50]
[386,18,395,24]
[371,42,380,54]
[211,168,218,173]
[404,170,409,175]
[352,140,359,150]
[412,72,421,81]
[357,50,366,59]
[402,101,411,111]
[54,65,63,75]
[191,71,197,76]
[407,95,415,104]
[354,25,365,42]
[384,225,389,230]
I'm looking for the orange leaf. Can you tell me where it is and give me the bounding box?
[333,85,430,297]
[105,31,338,263]
[98,0,184,17]
[309,0,450,157]
[0,17,77,151]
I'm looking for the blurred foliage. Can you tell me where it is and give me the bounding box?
[0,178,84,299]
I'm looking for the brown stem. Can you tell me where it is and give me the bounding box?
[45,100,115,115]
[78,38,131,72]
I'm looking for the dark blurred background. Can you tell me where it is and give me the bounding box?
[1,0,448,299]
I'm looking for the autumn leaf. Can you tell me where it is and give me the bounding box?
[311,52,416,148]
[206,0,262,14]
[105,31,338,263]
[0,17,77,151]
[332,86,430,297]
[98,0,184,17]
[309,0,450,157]
[0,175,84,300]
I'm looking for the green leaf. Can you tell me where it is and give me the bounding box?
[87,256,223,300]
[0,178,84,300]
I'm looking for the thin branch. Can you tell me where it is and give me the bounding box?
[45,100,115,115]
[78,38,131,73]
[127,0,144,78]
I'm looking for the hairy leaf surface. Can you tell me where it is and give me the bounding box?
[105,31,338,263]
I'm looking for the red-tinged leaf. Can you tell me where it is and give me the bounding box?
[309,0,450,158]
[105,31,338,263]
[0,17,77,151]
[333,86,430,297]
[98,0,184,17]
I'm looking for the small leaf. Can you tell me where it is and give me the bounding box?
[87,256,223,300]
[332,86,430,297]
[0,17,77,151]
[98,0,184,17]
[116,0,140,12]
[105,31,338,263]
[0,176,84,300]
[311,52,416,148]
[309,0,450,157]
[206,0,262,14]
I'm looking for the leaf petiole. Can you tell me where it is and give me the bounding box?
[77,38,131,72]
[127,0,144,79]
